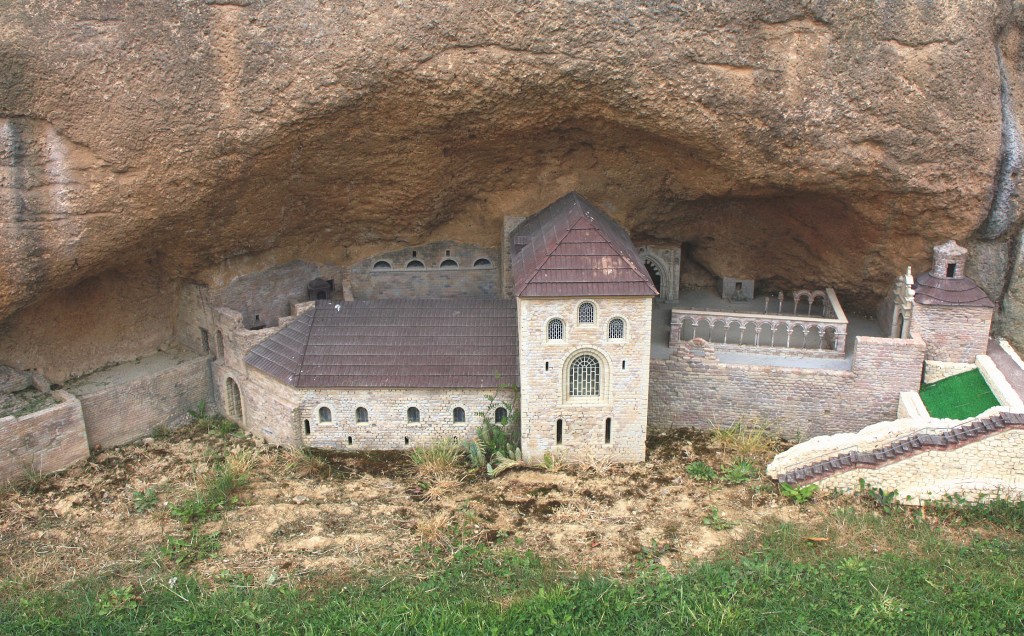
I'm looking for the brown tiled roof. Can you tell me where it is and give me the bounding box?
[245,298,518,389]
[511,192,658,298]
[914,273,994,308]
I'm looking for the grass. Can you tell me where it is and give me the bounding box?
[920,368,1000,420]
[4,505,1023,634]
[409,438,465,483]
[709,420,781,465]
[168,451,253,524]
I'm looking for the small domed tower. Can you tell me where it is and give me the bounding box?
[910,241,994,363]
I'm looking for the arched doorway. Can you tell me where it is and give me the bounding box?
[225,378,243,423]
[645,259,662,295]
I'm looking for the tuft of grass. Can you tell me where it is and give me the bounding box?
[286,448,332,479]
[132,488,159,513]
[169,459,250,524]
[685,461,717,482]
[701,507,738,531]
[722,460,758,485]
[159,529,221,566]
[710,420,782,464]
[409,439,465,483]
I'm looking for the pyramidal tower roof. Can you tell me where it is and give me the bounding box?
[510,192,658,298]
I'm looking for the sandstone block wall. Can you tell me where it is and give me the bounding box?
[0,391,88,482]
[811,429,1024,504]
[649,335,926,440]
[76,356,212,449]
[300,387,511,450]
[911,304,992,363]
[347,241,500,300]
[518,297,652,463]
[215,365,303,447]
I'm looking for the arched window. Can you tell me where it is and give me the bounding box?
[547,318,564,340]
[319,406,332,423]
[372,260,392,270]
[356,407,368,423]
[453,407,465,423]
[556,419,563,445]
[216,331,225,359]
[440,259,458,269]
[303,419,310,435]
[608,318,625,339]
[406,260,425,269]
[494,407,508,424]
[568,354,600,397]
[225,378,242,420]
[578,302,595,324]
[473,258,491,268]
[407,407,420,423]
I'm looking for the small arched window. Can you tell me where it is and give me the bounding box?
[608,318,625,339]
[578,302,595,324]
[494,407,508,424]
[473,258,491,268]
[407,407,420,423]
[406,260,425,269]
[568,354,600,397]
[440,259,458,269]
[303,419,310,435]
[453,407,465,423]
[319,406,332,423]
[356,407,368,423]
[225,378,242,419]
[372,261,392,270]
[547,318,564,340]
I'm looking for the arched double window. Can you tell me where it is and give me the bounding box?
[608,318,625,339]
[568,354,600,397]
[578,302,595,324]
[407,407,420,423]
[319,406,332,423]
[547,318,564,340]
[356,407,368,423]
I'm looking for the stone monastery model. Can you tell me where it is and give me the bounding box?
[3,192,1021,486]
[206,193,1002,464]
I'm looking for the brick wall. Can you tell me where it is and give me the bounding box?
[76,356,212,449]
[910,304,992,363]
[347,241,500,300]
[299,387,512,450]
[0,391,88,482]
[649,334,926,440]
[518,297,652,463]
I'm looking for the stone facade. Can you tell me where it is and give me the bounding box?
[638,245,681,301]
[346,241,500,300]
[300,387,512,450]
[517,297,652,463]
[0,391,89,482]
[911,304,993,363]
[649,334,926,440]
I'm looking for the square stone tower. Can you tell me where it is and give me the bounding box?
[509,193,657,463]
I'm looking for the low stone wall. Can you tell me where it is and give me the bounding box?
[911,304,992,364]
[76,356,212,449]
[0,391,89,482]
[649,334,926,440]
[977,354,1024,410]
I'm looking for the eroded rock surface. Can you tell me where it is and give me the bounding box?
[2,1,1024,377]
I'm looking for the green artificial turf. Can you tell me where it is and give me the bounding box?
[920,368,1000,420]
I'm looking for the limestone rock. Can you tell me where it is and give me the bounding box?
[2,1,1024,372]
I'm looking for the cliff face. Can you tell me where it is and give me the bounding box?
[2,1,1024,378]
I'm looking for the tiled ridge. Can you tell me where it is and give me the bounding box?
[776,412,1024,485]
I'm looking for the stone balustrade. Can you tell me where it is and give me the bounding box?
[670,288,849,354]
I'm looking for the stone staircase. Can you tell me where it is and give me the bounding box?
[776,412,1024,486]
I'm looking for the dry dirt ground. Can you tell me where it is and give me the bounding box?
[0,423,813,590]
